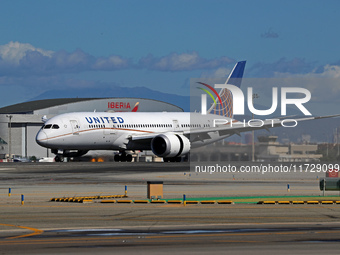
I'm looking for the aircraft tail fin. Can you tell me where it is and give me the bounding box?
[132,102,139,112]
[207,60,246,117]
[227,60,246,88]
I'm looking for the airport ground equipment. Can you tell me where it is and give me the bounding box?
[147,181,163,199]
[319,178,340,191]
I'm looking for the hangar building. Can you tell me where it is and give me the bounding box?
[0,98,183,161]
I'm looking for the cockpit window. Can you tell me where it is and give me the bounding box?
[52,124,60,129]
[44,124,52,129]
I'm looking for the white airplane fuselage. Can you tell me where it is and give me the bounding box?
[36,112,232,153]
[36,61,249,162]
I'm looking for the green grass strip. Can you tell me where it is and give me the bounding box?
[166,195,340,204]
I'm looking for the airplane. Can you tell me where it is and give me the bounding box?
[35,61,338,162]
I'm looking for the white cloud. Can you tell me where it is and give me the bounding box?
[249,62,340,104]
[93,55,130,70]
[250,58,315,77]
[280,64,340,102]
[0,41,53,65]
[200,67,232,78]
[139,52,234,71]
[317,65,340,78]
[0,42,236,76]
[0,42,131,76]
[157,52,198,70]
[271,64,340,79]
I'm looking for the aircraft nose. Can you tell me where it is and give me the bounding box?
[36,130,48,147]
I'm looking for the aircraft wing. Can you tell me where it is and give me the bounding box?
[184,114,340,141]
[131,133,159,141]
[130,114,340,144]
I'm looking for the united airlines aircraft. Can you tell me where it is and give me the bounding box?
[35,61,335,162]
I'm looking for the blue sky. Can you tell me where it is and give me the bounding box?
[1,0,340,114]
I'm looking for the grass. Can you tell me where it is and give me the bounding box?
[166,195,340,204]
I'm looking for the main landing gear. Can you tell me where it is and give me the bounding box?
[163,157,182,162]
[114,152,133,162]
[54,155,64,162]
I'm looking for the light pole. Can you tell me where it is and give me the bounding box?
[337,128,339,157]
[6,115,13,162]
[252,94,259,162]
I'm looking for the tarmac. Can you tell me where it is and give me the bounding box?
[0,162,340,254]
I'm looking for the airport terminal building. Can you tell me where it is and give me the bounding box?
[0,98,183,161]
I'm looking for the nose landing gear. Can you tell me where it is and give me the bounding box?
[52,149,88,162]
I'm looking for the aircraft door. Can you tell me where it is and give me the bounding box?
[70,120,80,135]
[172,119,180,131]
[103,119,119,146]
[104,119,116,135]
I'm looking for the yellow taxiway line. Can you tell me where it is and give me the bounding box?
[0,223,44,239]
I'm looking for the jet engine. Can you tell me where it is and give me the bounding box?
[151,133,190,158]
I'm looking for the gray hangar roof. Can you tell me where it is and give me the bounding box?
[0,98,184,115]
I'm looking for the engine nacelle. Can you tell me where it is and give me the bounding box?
[151,133,190,158]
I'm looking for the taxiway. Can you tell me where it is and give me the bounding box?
[0,162,339,254]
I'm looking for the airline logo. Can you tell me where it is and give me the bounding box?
[85,116,124,124]
[107,102,139,112]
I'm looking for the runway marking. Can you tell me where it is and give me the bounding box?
[0,214,333,224]
[144,230,340,239]
[215,240,261,243]
[0,236,137,246]
[0,229,340,246]
[0,223,43,239]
